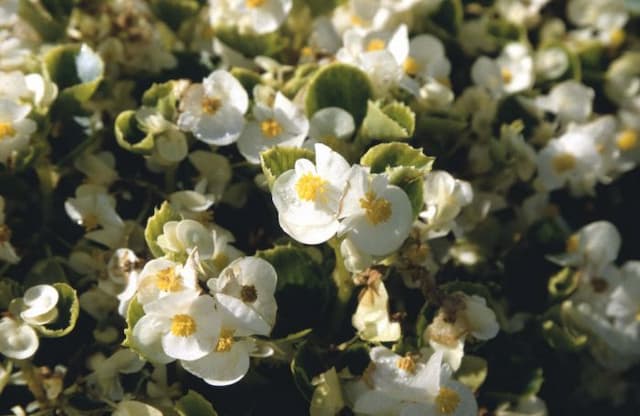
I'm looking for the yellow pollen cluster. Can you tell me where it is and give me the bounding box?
[82,213,99,231]
[350,15,365,26]
[565,234,580,253]
[635,310,640,322]
[201,97,222,115]
[435,387,461,415]
[245,0,265,7]
[260,119,282,138]
[296,173,327,202]
[215,328,235,352]
[240,284,258,303]
[501,67,513,84]
[301,46,314,57]
[155,267,182,292]
[0,122,15,139]
[403,57,420,76]
[366,38,386,52]
[360,191,392,225]
[171,314,197,337]
[552,152,576,174]
[617,129,638,151]
[396,356,416,373]
[610,28,626,49]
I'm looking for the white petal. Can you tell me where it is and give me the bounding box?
[0,318,38,360]
[181,340,251,386]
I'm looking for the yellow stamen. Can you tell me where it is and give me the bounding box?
[552,152,576,174]
[435,387,461,415]
[82,213,99,231]
[501,67,513,84]
[403,57,420,76]
[635,310,640,322]
[245,0,265,7]
[350,15,365,27]
[610,28,625,49]
[201,97,222,115]
[301,46,314,57]
[295,173,327,202]
[366,38,386,52]
[155,267,182,292]
[396,356,416,374]
[617,129,638,151]
[359,191,392,225]
[260,119,282,138]
[215,328,234,352]
[240,285,258,303]
[170,314,196,337]
[0,122,15,139]
[566,234,579,253]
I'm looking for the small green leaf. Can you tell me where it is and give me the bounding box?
[387,167,424,219]
[548,267,579,300]
[305,63,373,124]
[257,245,332,337]
[36,283,79,338]
[216,26,287,58]
[260,146,314,189]
[360,142,434,174]
[150,0,201,31]
[455,355,488,392]
[175,390,218,416]
[144,201,181,258]
[122,297,145,348]
[142,81,181,120]
[360,100,415,141]
[44,44,104,102]
[114,110,156,155]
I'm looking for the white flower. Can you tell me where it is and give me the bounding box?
[340,237,374,273]
[310,368,345,416]
[606,261,640,332]
[567,0,628,47]
[496,0,550,26]
[188,150,232,202]
[352,277,401,342]
[86,349,145,401]
[0,0,18,27]
[0,99,36,165]
[471,43,534,97]
[419,171,473,239]
[207,256,277,336]
[135,257,199,305]
[178,70,249,146]
[307,107,356,148]
[339,166,413,257]
[74,151,118,186]
[535,80,594,123]
[237,91,308,164]
[211,0,293,35]
[112,400,163,416]
[169,186,215,221]
[0,317,39,360]
[534,47,570,81]
[272,143,351,244]
[16,284,59,326]
[156,219,215,259]
[132,290,220,362]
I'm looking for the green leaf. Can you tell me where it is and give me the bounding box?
[387,167,424,219]
[260,146,314,189]
[44,44,104,102]
[290,340,325,402]
[282,63,318,98]
[114,110,155,155]
[150,0,201,31]
[360,142,434,174]
[216,26,287,58]
[0,278,21,310]
[305,63,373,124]
[36,283,79,338]
[455,355,488,392]
[430,0,463,35]
[122,297,145,348]
[360,100,416,141]
[257,245,332,337]
[175,390,218,416]
[548,267,579,301]
[144,201,181,258]
[142,81,181,120]
[25,258,68,287]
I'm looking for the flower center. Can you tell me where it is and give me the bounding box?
[240,284,258,303]
[435,387,461,415]
[215,328,235,352]
[0,224,11,243]
[295,173,327,202]
[359,191,392,225]
[260,119,282,138]
[617,129,638,151]
[403,57,420,76]
[246,0,265,7]
[201,97,222,115]
[82,213,99,231]
[610,28,625,48]
[565,234,579,253]
[552,152,576,174]
[0,122,15,139]
[155,267,182,292]
[396,356,416,374]
[366,38,386,52]
[170,314,196,337]
[501,67,513,84]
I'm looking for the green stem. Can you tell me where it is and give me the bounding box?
[164,166,177,193]
[327,238,355,336]
[18,359,49,407]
